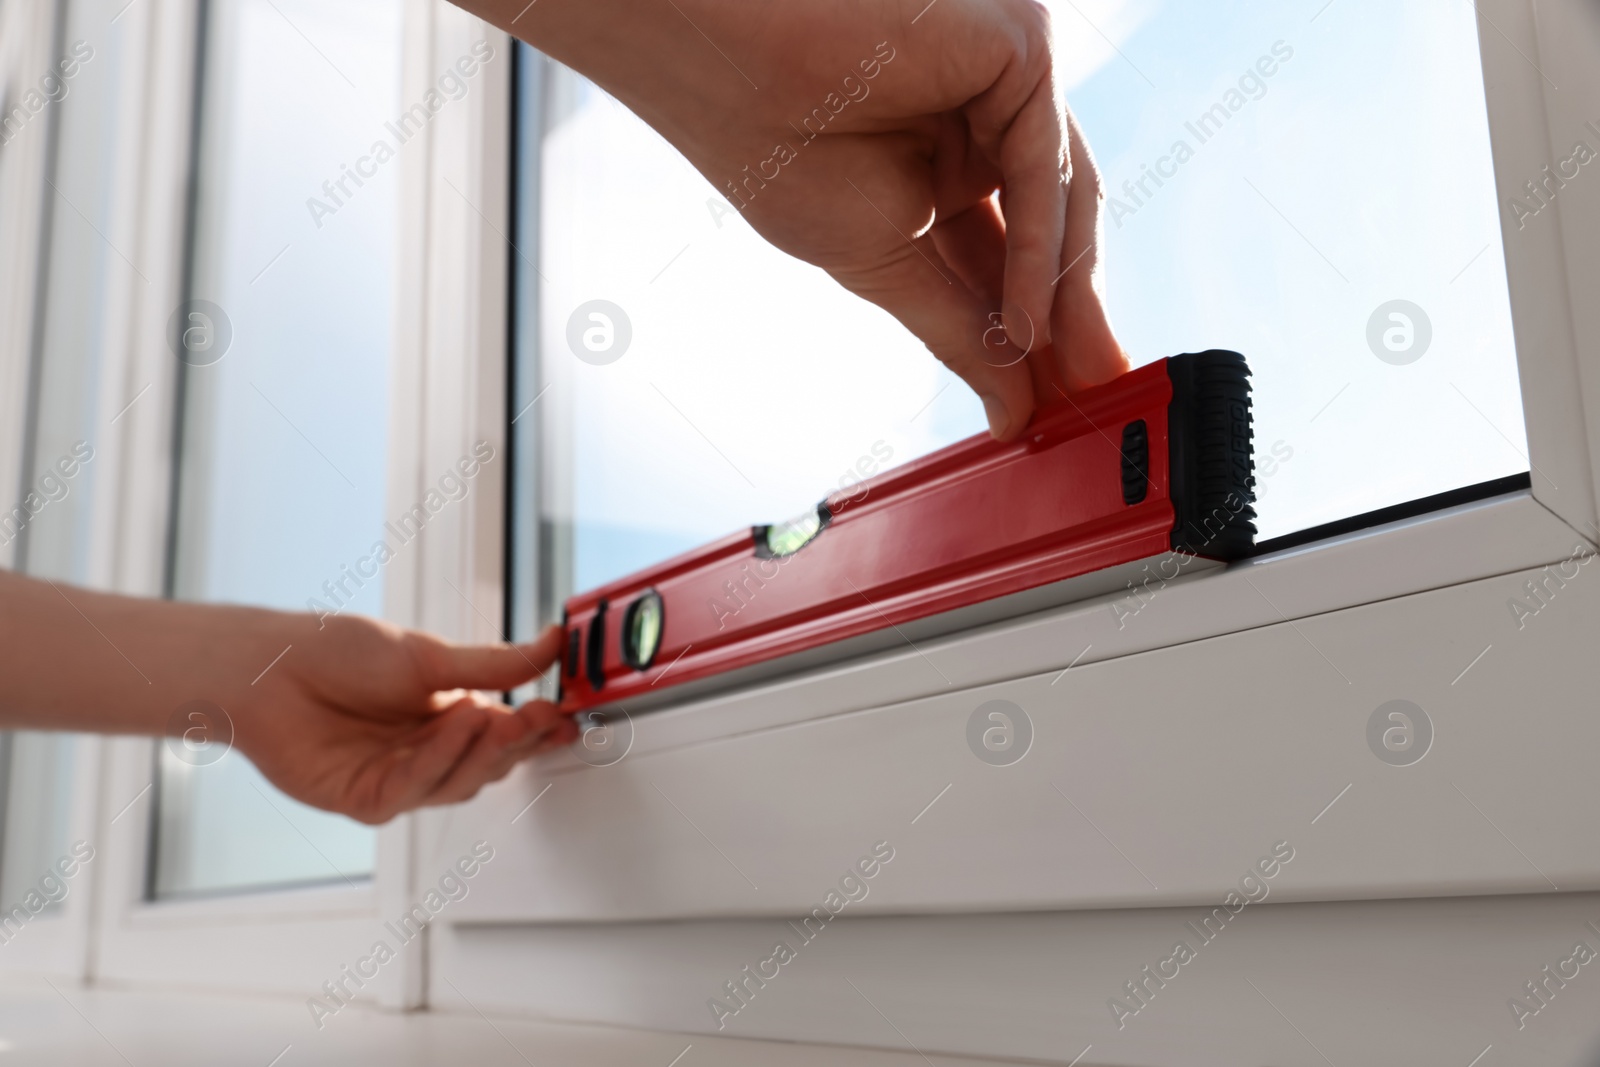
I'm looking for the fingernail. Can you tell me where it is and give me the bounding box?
[981,395,1011,440]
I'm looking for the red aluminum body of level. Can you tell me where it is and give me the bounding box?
[558,354,1253,713]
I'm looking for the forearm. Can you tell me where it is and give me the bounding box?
[457,0,732,118]
[452,0,846,160]
[0,568,302,736]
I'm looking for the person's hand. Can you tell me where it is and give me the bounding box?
[0,570,577,824]
[461,0,1129,439]
[235,617,576,825]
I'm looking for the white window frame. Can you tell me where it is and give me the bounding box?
[0,2,60,542]
[414,0,1600,1057]
[423,0,1600,909]
[81,0,502,1006]
[0,0,492,1011]
[0,0,164,983]
[1,0,1597,1058]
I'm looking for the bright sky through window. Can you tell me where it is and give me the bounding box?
[537,0,1525,592]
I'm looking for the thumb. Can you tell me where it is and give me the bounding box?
[1052,110,1128,392]
[837,234,1035,441]
[409,624,565,693]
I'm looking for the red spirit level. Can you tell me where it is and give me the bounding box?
[558,351,1254,715]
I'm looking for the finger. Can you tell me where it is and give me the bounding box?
[421,710,524,805]
[459,708,579,802]
[527,717,580,756]
[930,196,1006,304]
[509,698,573,746]
[927,111,1006,302]
[996,77,1066,352]
[409,623,565,694]
[963,12,1064,352]
[930,189,1074,408]
[1025,342,1069,406]
[444,727,575,808]
[426,701,569,805]
[498,701,577,766]
[378,699,490,816]
[836,234,1034,440]
[1053,108,1129,392]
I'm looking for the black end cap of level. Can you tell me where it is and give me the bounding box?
[1166,350,1256,560]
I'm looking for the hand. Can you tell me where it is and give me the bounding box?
[235,617,577,825]
[0,570,577,825]
[461,0,1129,439]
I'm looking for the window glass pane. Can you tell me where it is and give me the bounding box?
[0,733,76,912]
[0,0,129,913]
[534,59,981,596]
[1067,0,1523,538]
[525,0,1524,601]
[156,0,403,898]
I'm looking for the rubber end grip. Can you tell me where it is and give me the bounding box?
[1167,350,1257,560]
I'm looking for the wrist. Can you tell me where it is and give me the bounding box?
[159,601,314,747]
